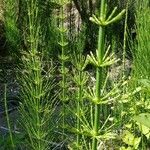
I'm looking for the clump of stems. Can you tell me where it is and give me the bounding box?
[133,0,150,80]
[18,0,55,149]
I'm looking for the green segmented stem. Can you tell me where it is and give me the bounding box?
[77,69,82,148]
[92,0,106,149]
[58,0,68,140]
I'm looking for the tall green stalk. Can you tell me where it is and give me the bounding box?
[60,4,66,137]
[4,84,15,150]
[56,0,69,139]
[119,0,129,126]
[72,62,82,148]
[72,52,88,149]
[122,0,129,77]
[74,56,83,148]
[88,1,125,149]
[92,1,106,149]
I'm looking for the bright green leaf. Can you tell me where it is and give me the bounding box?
[134,113,150,129]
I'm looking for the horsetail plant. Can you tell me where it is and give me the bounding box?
[71,44,88,148]
[88,0,125,149]
[18,0,56,149]
[56,0,70,140]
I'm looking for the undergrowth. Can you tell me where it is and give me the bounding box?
[1,0,150,150]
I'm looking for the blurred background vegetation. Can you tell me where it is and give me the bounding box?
[0,0,135,60]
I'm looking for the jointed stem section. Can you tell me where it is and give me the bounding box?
[57,0,69,140]
[89,0,125,149]
[92,13,106,150]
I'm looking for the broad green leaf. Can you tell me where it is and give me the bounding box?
[134,137,141,149]
[134,113,150,129]
[136,122,150,139]
[122,130,135,146]
[122,130,141,149]
[125,123,132,129]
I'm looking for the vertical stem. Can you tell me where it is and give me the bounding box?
[77,70,82,148]
[77,94,80,148]
[61,8,65,140]
[62,102,65,139]
[123,0,129,77]
[92,0,106,149]
[59,1,67,140]
[92,27,105,150]
[4,84,15,150]
[121,1,128,126]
